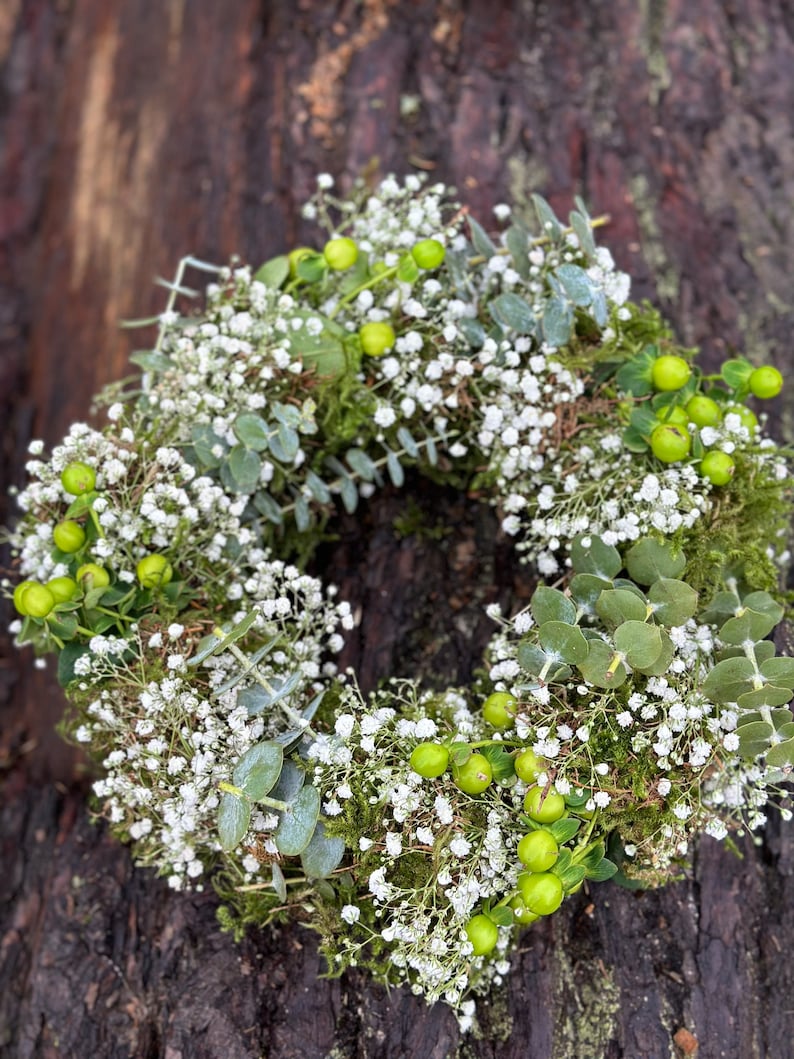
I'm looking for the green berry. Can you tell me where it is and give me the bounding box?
[514,748,543,783]
[517,830,559,872]
[12,580,38,615]
[482,691,517,730]
[16,582,56,618]
[749,365,783,399]
[465,913,499,956]
[76,563,111,589]
[60,461,96,496]
[649,423,691,463]
[452,752,493,795]
[700,451,735,486]
[509,895,540,925]
[53,520,86,553]
[136,554,173,589]
[46,576,78,603]
[323,237,358,271]
[518,871,564,915]
[523,786,566,824]
[685,395,722,427]
[651,354,691,392]
[409,742,449,779]
[359,322,396,357]
[410,239,446,270]
[657,405,689,428]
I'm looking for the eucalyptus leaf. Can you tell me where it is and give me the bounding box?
[305,470,332,504]
[760,656,794,689]
[294,494,311,532]
[556,264,593,306]
[458,316,486,349]
[270,759,306,803]
[225,445,261,494]
[539,621,589,665]
[624,537,686,585]
[270,861,288,902]
[736,686,793,710]
[301,821,346,879]
[569,573,613,614]
[505,224,531,277]
[232,741,284,800]
[531,193,562,240]
[191,424,227,469]
[339,476,359,514]
[614,621,663,669]
[346,448,379,482]
[531,585,577,627]
[218,791,251,851]
[633,629,675,676]
[130,350,174,373]
[569,210,596,258]
[253,489,284,525]
[577,639,626,688]
[595,589,647,628]
[701,656,756,703]
[234,413,270,451]
[571,535,622,580]
[397,427,420,459]
[490,293,536,334]
[268,423,300,464]
[386,450,405,487]
[275,785,321,856]
[648,579,699,627]
[737,720,775,758]
[254,254,290,289]
[542,297,573,347]
[469,215,497,257]
[720,609,780,645]
[765,738,794,767]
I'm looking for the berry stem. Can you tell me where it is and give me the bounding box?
[328,265,399,319]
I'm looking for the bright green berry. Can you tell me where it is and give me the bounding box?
[482,691,517,730]
[410,239,446,270]
[649,423,691,463]
[509,895,540,925]
[76,563,111,589]
[518,871,564,916]
[514,748,543,783]
[685,394,722,427]
[46,576,78,603]
[409,742,449,779]
[359,322,396,357]
[725,404,758,433]
[651,354,691,392]
[749,365,783,399]
[16,582,56,618]
[657,405,689,428]
[523,786,566,824]
[323,237,358,271]
[136,554,173,589]
[700,451,735,486]
[60,461,96,496]
[517,830,559,872]
[13,580,38,615]
[452,752,493,795]
[465,913,499,956]
[53,520,86,553]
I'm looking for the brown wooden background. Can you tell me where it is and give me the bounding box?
[2,2,794,1056]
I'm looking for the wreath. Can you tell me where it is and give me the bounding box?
[6,174,793,1022]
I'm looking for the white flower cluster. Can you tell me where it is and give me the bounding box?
[309,683,521,1006]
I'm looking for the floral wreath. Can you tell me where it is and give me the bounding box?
[5,174,793,1024]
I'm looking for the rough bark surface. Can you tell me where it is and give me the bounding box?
[2,2,794,1056]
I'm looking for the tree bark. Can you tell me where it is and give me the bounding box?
[2,2,794,1056]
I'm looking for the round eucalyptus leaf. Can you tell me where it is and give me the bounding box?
[233,741,284,800]
[624,537,686,585]
[596,588,647,628]
[701,656,756,704]
[531,585,576,627]
[234,413,271,452]
[720,608,779,645]
[275,785,321,856]
[742,591,784,625]
[577,639,627,688]
[633,629,675,676]
[614,621,663,669]
[569,574,613,615]
[301,821,346,879]
[765,737,794,768]
[736,686,794,711]
[760,656,794,690]
[570,535,622,580]
[269,759,306,803]
[539,621,589,664]
[648,578,698,627]
[612,577,648,600]
[517,642,548,676]
[737,720,774,759]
